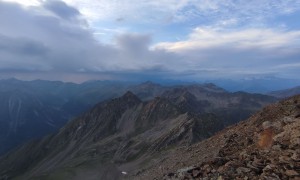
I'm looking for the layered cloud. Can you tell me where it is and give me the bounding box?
[0,0,300,82]
[156,28,300,51]
[155,27,300,78]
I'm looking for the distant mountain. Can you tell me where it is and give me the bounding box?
[0,79,131,155]
[208,77,300,93]
[128,81,167,100]
[0,79,73,155]
[0,89,277,180]
[0,78,277,156]
[133,95,300,179]
[268,86,300,99]
[161,84,276,125]
[0,90,70,155]
[0,92,224,179]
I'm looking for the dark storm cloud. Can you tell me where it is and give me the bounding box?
[43,0,80,20]
[116,34,151,53]
[0,34,48,56]
[0,1,179,81]
[0,1,98,72]
[113,34,180,69]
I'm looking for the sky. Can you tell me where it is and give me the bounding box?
[0,0,300,82]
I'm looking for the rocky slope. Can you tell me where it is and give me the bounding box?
[0,92,224,180]
[133,95,300,180]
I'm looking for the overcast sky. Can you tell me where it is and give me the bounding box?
[0,0,300,82]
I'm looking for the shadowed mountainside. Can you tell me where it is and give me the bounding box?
[0,79,134,155]
[0,92,223,180]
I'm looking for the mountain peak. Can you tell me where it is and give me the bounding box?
[142,81,158,85]
[122,90,137,98]
[120,91,141,103]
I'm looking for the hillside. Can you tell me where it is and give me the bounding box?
[133,95,300,179]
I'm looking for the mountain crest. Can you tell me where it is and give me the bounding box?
[120,91,141,104]
[122,90,137,98]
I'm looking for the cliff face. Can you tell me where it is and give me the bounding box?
[134,95,300,180]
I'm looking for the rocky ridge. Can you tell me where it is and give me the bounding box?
[268,86,300,99]
[0,79,276,156]
[0,92,223,180]
[133,95,300,179]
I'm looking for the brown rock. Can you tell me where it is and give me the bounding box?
[279,156,291,164]
[285,170,299,177]
[192,169,200,177]
[236,167,251,174]
[291,152,300,162]
[258,127,274,149]
[263,164,276,172]
[217,166,225,173]
[202,164,212,172]
[217,176,224,180]
[246,161,260,172]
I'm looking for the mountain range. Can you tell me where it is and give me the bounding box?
[0,79,278,156]
[268,86,300,99]
[0,87,280,180]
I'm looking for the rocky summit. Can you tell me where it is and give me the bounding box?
[136,95,300,180]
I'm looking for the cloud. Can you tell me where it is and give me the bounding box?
[43,0,80,20]
[4,0,300,27]
[0,1,99,72]
[56,0,300,27]
[0,0,300,82]
[2,0,40,6]
[155,27,300,51]
[0,35,48,56]
[0,1,180,81]
[154,27,300,78]
[61,0,190,23]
